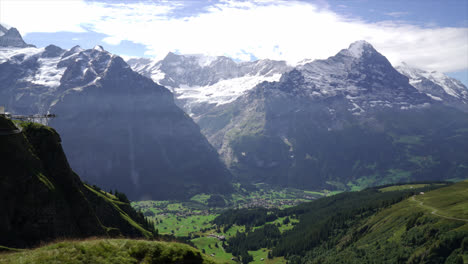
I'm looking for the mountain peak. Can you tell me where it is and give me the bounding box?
[347,40,374,58]
[42,44,65,58]
[0,24,8,36]
[93,45,105,52]
[0,27,35,48]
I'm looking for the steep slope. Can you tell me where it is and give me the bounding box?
[0,116,153,248]
[49,47,232,200]
[0,29,232,200]
[299,181,468,263]
[128,53,291,117]
[197,41,468,189]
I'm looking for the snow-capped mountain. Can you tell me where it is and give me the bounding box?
[0,24,8,36]
[196,40,468,190]
[127,53,291,117]
[0,25,34,48]
[2,25,467,193]
[290,40,432,114]
[396,62,468,110]
[0,30,232,200]
[129,41,468,120]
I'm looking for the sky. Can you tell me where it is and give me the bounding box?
[1,0,467,85]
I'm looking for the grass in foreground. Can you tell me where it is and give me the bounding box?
[0,239,219,264]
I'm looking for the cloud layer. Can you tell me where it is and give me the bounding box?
[1,0,467,72]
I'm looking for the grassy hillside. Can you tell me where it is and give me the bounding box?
[212,181,467,263]
[0,239,218,264]
[412,180,468,220]
[309,181,468,264]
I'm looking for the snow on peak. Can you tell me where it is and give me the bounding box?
[395,62,422,79]
[70,45,83,52]
[396,62,467,100]
[93,45,105,52]
[186,54,218,67]
[296,58,315,66]
[347,40,373,58]
[0,24,8,37]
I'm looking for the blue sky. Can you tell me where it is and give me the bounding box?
[328,0,468,27]
[1,0,467,85]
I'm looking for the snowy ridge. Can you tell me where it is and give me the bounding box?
[284,41,434,115]
[396,62,468,103]
[185,54,218,67]
[0,46,67,88]
[0,46,42,63]
[23,56,67,88]
[127,53,292,115]
[176,73,283,107]
[0,43,127,115]
[128,41,468,117]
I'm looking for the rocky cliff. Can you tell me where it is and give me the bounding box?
[0,117,153,248]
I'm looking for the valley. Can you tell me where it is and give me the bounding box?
[132,184,325,237]
[129,182,466,264]
[1,5,468,263]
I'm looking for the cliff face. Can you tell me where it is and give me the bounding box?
[47,53,232,200]
[0,117,152,248]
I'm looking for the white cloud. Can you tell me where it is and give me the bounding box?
[385,12,409,18]
[1,0,467,73]
[102,36,122,45]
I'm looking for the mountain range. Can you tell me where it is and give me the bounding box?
[129,40,468,190]
[127,53,291,118]
[1,25,467,195]
[0,26,232,200]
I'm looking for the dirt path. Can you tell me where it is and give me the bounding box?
[410,196,468,222]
